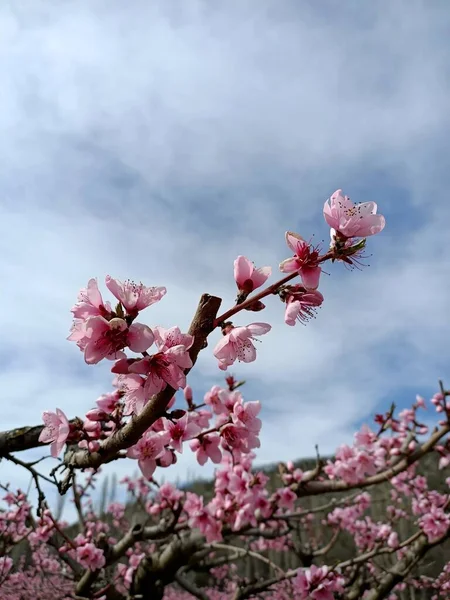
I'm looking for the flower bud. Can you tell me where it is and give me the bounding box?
[85,408,107,422]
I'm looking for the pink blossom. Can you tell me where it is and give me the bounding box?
[120,552,145,588]
[233,255,271,294]
[279,232,321,290]
[283,286,324,326]
[129,345,192,397]
[204,385,227,414]
[76,543,106,570]
[188,408,212,429]
[387,531,399,548]
[71,278,111,320]
[105,275,166,313]
[82,317,153,364]
[127,322,155,352]
[115,373,147,415]
[83,418,101,435]
[354,424,376,447]
[219,389,243,414]
[96,390,121,413]
[232,401,262,433]
[162,413,201,453]
[67,318,89,349]
[184,385,193,407]
[275,487,297,511]
[190,433,222,466]
[213,323,271,370]
[185,497,222,543]
[85,408,107,422]
[78,439,101,452]
[323,189,385,239]
[126,327,193,396]
[415,395,426,409]
[39,409,70,458]
[83,316,128,363]
[439,456,450,470]
[220,423,260,453]
[158,448,177,467]
[153,325,194,352]
[127,432,168,479]
[294,565,344,600]
[419,506,450,542]
[0,556,13,578]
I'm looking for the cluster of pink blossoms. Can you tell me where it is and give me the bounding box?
[125,384,262,480]
[294,565,345,600]
[4,379,450,600]
[213,189,385,368]
[38,373,263,481]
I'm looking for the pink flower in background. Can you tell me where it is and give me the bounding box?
[294,565,344,600]
[220,423,260,453]
[275,487,297,511]
[162,413,201,453]
[204,385,227,414]
[39,409,70,458]
[0,556,13,577]
[284,287,324,326]
[105,275,166,313]
[232,400,262,433]
[279,232,321,290]
[127,432,168,480]
[189,408,212,429]
[190,433,222,466]
[185,496,222,543]
[76,543,106,570]
[213,323,271,370]
[419,506,450,542]
[323,189,385,239]
[233,256,271,294]
[439,456,450,470]
[71,278,111,320]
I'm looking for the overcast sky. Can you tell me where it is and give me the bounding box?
[1,0,450,518]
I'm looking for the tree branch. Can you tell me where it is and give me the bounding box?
[291,422,450,496]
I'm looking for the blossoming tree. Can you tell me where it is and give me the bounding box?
[1,191,450,600]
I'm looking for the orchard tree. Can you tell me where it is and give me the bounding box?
[1,190,450,600]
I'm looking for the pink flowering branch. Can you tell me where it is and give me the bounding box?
[214,251,332,327]
[64,294,222,472]
[290,420,450,497]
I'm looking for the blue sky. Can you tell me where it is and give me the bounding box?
[1,0,450,515]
